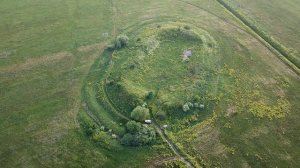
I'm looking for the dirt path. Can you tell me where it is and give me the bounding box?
[82,102,103,127]
[111,0,117,37]
[148,107,196,168]
[152,121,196,168]
[145,156,178,168]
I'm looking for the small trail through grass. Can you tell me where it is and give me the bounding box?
[151,115,196,168]
[82,50,196,167]
[103,77,196,167]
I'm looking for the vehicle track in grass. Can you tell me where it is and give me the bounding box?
[150,114,197,168]
[145,156,178,168]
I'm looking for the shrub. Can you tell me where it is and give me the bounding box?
[113,34,129,49]
[131,106,150,121]
[126,120,142,133]
[146,91,154,100]
[184,25,191,30]
[182,103,190,112]
[92,130,113,148]
[121,133,134,146]
[156,110,167,120]
[187,102,193,107]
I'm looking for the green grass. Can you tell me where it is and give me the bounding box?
[1,0,300,167]
[220,0,300,74]
[167,27,300,167]
[224,0,300,55]
[109,24,219,108]
[0,0,113,66]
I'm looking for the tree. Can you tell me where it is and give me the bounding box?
[114,35,129,49]
[121,133,134,146]
[156,110,167,120]
[182,103,190,112]
[145,91,154,100]
[126,120,142,133]
[121,122,156,146]
[131,106,150,121]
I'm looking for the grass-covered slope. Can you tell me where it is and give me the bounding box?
[107,24,218,112]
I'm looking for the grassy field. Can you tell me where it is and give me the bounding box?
[1,0,300,167]
[224,0,300,60]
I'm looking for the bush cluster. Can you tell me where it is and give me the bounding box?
[121,121,156,146]
[156,110,167,120]
[182,102,204,112]
[108,34,129,50]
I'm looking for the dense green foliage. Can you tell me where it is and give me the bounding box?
[130,106,150,121]
[121,121,156,146]
[114,35,129,49]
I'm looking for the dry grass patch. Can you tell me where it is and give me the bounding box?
[242,126,269,140]
[225,105,238,118]
[0,52,72,74]
[78,43,106,53]
[192,124,229,158]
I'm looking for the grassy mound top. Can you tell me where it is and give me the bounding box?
[107,24,219,113]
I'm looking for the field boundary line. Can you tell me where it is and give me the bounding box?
[215,0,300,75]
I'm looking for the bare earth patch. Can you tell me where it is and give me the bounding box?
[145,156,178,168]
[257,76,286,97]
[0,52,72,74]
[225,105,238,118]
[242,126,269,140]
[78,43,106,53]
[192,124,229,158]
